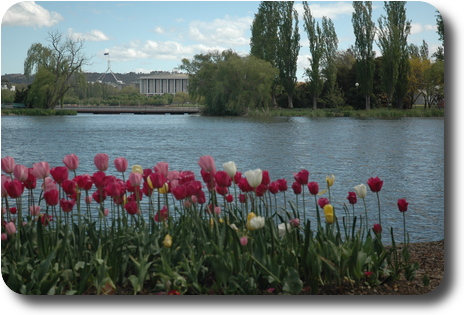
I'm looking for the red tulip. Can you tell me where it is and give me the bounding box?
[60,199,76,213]
[276,178,288,192]
[172,185,188,200]
[1,156,15,174]
[225,194,233,203]
[50,166,69,184]
[239,193,247,203]
[196,190,206,204]
[367,177,383,193]
[31,161,50,179]
[347,192,357,204]
[307,182,319,195]
[114,157,128,173]
[91,171,107,189]
[397,198,408,212]
[63,154,79,171]
[237,177,253,193]
[39,213,53,226]
[149,172,167,189]
[268,181,279,194]
[94,153,109,172]
[6,179,24,198]
[214,171,232,187]
[75,174,93,191]
[24,168,37,190]
[292,181,302,195]
[255,184,267,197]
[9,207,17,214]
[215,185,229,196]
[294,169,309,185]
[124,201,139,215]
[198,155,216,173]
[44,189,59,206]
[13,164,28,181]
[234,171,242,184]
[318,197,329,209]
[154,206,169,222]
[373,223,382,234]
[261,170,271,186]
[92,189,107,204]
[62,179,77,196]
[179,170,195,184]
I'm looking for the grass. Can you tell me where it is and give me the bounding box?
[1,108,78,116]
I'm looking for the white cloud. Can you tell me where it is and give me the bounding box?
[2,1,63,27]
[410,22,437,35]
[295,1,353,19]
[153,26,165,34]
[188,16,253,46]
[68,28,110,42]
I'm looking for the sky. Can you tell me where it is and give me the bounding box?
[0,0,446,81]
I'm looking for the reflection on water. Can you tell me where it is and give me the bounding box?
[1,114,444,242]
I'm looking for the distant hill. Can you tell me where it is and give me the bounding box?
[1,71,174,86]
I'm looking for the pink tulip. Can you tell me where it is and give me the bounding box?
[31,161,50,179]
[63,154,79,171]
[1,156,15,174]
[290,218,300,227]
[129,172,143,187]
[13,164,28,181]
[1,175,11,197]
[85,195,92,204]
[29,205,41,216]
[42,177,57,192]
[5,222,16,236]
[94,153,109,172]
[154,162,169,177]
[240,236,248,246]
[198,155,216,173]
[1,233,6,241]
[104,208,109,216]
[114,157,128,173]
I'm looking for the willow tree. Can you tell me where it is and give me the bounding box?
[303,1,324,109]
[352,1,376,110]
[24,30,90,108]
[377,1,411,109]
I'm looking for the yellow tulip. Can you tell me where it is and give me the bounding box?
[147,175,154,190]
[246,212,265,231]
[158,182,169,194]
[326,174,335,187]
[163,234,172,248]
[323,204,334,224]
[132,165,143,174]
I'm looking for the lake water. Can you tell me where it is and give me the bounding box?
[1,114,444,243]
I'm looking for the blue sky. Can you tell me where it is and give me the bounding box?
[1,1,446,80]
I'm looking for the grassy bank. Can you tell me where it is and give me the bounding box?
[248,108,444,118]
[1,108,78,116]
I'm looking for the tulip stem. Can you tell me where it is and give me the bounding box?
[376,192,381,226]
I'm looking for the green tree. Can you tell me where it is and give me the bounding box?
[433,11,444,62]
[180,50,277,115]
[303,1,324,110]
[321,16,339,105]
[24,30,90,108]
[352,1,376,110]
[276,1,300,109]
[377,1,411,109]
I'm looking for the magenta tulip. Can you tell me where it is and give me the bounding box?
[50,166,69,184]
[307,182,319,195]
[367,177,383,193]
[347,192,357,204]
[261,170,271,186]
[397,198,409,212]
[31,161,50,179]
[75,174,93,191]
[24,168,37,190]
[114,157,128,173]
[276,178,288,192]
[318,197,330,209]
[13,164,28,182]
[44,189,59,206]
[63,154,79,171]
[373,224,382,235]
[292,181,302,195]
[124,201,139,215]
[62,179,77,196]
[91,171,107,189]
[94,153,109,171]
[214,171,232,187]
[149,172,166,189]
[6,179,24,198]
[1,156,15,174]
[154,206,169,222]
[60,199,76,213]
[294,169,309,185]
[268,181,279,194]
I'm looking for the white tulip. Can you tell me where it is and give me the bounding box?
[223,161,237,178]
[278,223,292,237]
[248,216,265,230]
[245,168,262,188]
[354,184,367,199]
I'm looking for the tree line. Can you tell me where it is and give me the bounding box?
[182,1,444,115]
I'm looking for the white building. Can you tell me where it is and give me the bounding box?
[139,73,188,96]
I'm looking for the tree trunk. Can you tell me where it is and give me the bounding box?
[365,95,371,110]
[312,96,317,110]
[287,94,294,109]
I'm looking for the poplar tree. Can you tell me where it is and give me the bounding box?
[352,1,376,110]
[377,1,411,109]
[321,16,339,106]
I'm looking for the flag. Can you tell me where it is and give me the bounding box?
[104,52,109,55]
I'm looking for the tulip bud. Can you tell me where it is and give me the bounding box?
[240,236,248,246]
[131,165,143,174]
[5,221,16,235]
[323,204,334,224]
[397,198,408,212]
[354,184,367,199]
[163,234,172,248]
[326,174,335,188]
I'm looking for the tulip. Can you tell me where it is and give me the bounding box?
[91,171,107,189]
[244,169,262,189]
[9,207,17,214]
[276,178,288,192]
[367,177,383,193]
[24,168,37,190]
[94,153,109,172]
[1,175,10,197]
[50,166,69,184]
[5,222,16,235]
[29,205,41,216]
[318,197,329,209]
[225,194,233,203]
[347,192,357,204]
[75,174,93,191]
[397,198,408,212]
[278,223,292,237]
[240,236,248,246]
[44,189,59,206]
[237,177,253,193]
[172,185,188,200]
[1,156,15,174]
[154,162,169,177]
[163,234,173,248]
[372,223,382,235]
[1,233,6,241]
[124,201,139,215]
[131,165,143,174]
[294,169,309,185]
[354,184,367,199]
[198,155,216,173]
[290,218,300,227]
[103,208,109,216]
[158,182,169,194]
[148,172,166,189]
[31,161,50,179]
[234,171,242,184]
[60,198,76,213]
[268,181,279,194]
[323,204,334,224]
[129,172,143,188]
[62,179,77,197]
[6,179,24,198]
[215,185,228,196]
[223,161,237,179]
[63,154,79,171]
[42,177,57,192]
[214,171,232,187]
[246,212,265,231]
[239,193,247,203]
[307,182,319,195]
[326,174,335,187]
[114,157,128,173]
[291,181,302,195]
[154,206,169,222]
[13,164,28,182]
[261,170,270,186]
[39,213,53,226]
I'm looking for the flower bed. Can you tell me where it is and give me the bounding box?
[1,154,419,295]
